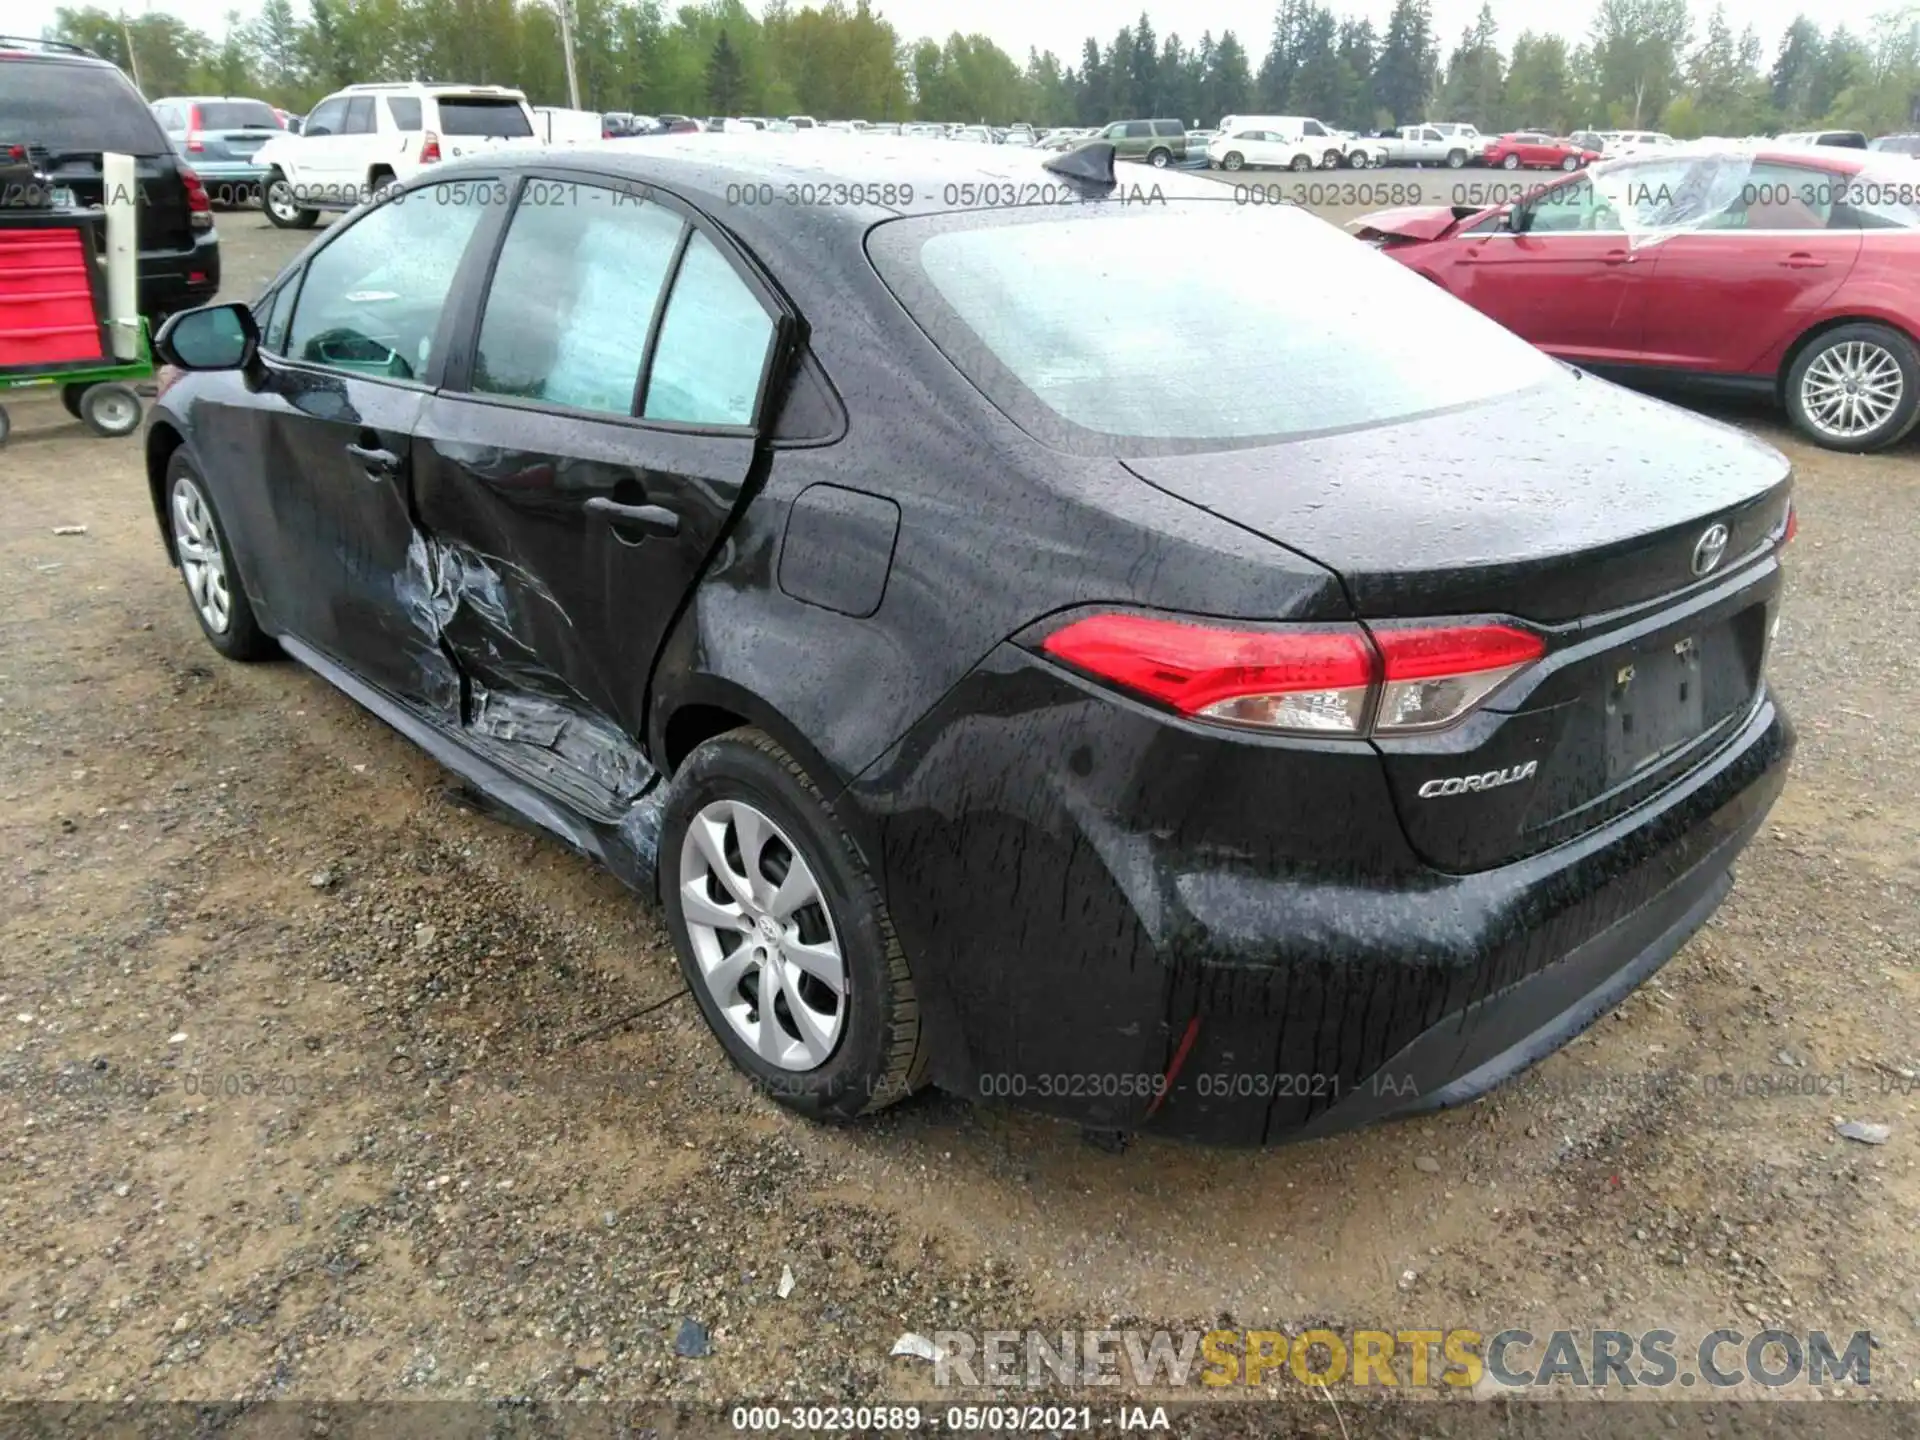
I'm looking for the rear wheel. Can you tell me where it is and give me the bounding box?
[1290,153,1313,172]
[264,170,318,229]
[368,166,397,202]
[1502,153,1521,170]
[79,383,141,437]
[1348,150,1371,169]
[1447,148,1468,168]
[1223,151,1244,171]
[662,727,926,1121]
[1785,323,1920,453]
[1147,147,1171,168]
[165,450,276,660]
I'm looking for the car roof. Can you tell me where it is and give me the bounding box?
[495,133,1228,228]
[0,43,118,70]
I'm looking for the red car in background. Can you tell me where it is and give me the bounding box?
[1354,146,1920,451]
[1482,132,1601,171]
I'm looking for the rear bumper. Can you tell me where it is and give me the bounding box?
[852,645,1792,1144]
[136,231,221,320]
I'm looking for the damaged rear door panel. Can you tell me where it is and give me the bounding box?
[406,171,787,819]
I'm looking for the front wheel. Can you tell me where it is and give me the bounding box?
[1560,154,1580,171]
[1785,323,1920,452]
[1321,148,1344,169]
[662,727,927,1121]
[1147,147,1171,168]
[1501,153,1521,170]
[263,171,318,229]
[165,451,277,660]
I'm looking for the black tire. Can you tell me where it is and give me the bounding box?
[263,170,318,229]
[0,404,9,446]
[662,727,927,1121]
[163,450,277,660]
[61,383,87,419]
[1502,153,1522,170]
[1348,149,1371,169]
[1322,148,1344,169]
[1147,147,1171,168]
[1783,322,1920,453]
[1447,149,1467,168]
[79,382,141,437]
[1290,153,1313,172]
[368,166,397,202]
[1223,151,1244,171]
[1561,154,1579,171]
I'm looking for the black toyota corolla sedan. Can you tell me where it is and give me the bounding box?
[144,136,1795,1145]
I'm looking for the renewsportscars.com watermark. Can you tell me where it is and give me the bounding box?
[925,1328,1876,1391]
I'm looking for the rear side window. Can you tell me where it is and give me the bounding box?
[471,183,683,414]
[872,205,1560,452]
[387,97,423,131]
[1152,120,1183,137]
[194,101,278,129]
[436,98,534,138]
[0,60,168,153]
[643,232,776,426]
[285,188,489,380]
[343,97,376,135]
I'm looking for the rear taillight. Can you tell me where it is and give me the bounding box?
[420,130,442,163]
[181,167,213,230]
[1784,501,1798,544]
[186,105,204,149]
[1039,614,1544,737]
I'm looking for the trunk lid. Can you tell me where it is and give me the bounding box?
[1124,376,1791,871]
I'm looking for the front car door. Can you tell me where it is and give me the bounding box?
[411,171,788,807]
[201,184,493,710]
[1632,158,1865,373]
[293,95,349,193]
[1449,170,1649,362]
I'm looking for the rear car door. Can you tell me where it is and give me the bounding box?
[1634,158,1864,373]
[1451,171,1650,362]
[224,184,494,708]
[412,172,787,804]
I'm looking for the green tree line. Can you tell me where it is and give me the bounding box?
[44,0,1920,136]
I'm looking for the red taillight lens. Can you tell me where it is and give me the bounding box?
[180,166,213,230]
[1371,624,1545,733]
[1039,613,1542,736]
[420,130,441,163]
[1783,502,1798,544]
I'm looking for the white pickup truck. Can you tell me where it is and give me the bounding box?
[1374,124,1477,169]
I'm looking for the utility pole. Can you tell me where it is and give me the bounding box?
[119,9,142,91]
[557,0,581,111]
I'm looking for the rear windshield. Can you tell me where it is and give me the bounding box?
[194,100,278,129]
[0,59,167,154]
[871,203,1559,453]
[436,97,533,137]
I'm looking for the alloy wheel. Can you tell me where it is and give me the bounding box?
[678,798,847,1071]
[1799,340,1904,441]
[170,474,233,634]
[266,180,301,223]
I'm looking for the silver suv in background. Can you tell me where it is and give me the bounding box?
[150,95,282,205]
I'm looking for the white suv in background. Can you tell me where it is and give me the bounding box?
[256,82,539,228]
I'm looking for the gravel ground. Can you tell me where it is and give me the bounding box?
[0,202,1917,1428]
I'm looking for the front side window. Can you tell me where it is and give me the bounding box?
[1523,176,1621,233]
[305,97,347,136]
[471,182,684,414]
[643,232,776,426]
[873,203,1561,451]
[284,187,489,380]
[1302,120,1327,137]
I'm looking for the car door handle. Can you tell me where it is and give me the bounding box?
[1602,249,1633,264]
[1781,253,1826,268]
[584,496,680,537]
[345,442,400,476]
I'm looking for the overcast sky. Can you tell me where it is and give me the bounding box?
[16,0,1885,61]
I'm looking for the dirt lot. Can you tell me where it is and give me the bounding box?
[2,200,1919,1424]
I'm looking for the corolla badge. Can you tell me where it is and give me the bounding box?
[1417,760,1538,798]
[1691,522,1730,577]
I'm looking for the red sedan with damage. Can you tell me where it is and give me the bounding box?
[1354,147,1920,451]
[1482,132,1601,171]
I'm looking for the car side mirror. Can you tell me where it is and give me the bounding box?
[156,303,259,372]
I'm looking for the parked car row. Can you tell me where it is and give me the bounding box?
[1354,142,1920,451]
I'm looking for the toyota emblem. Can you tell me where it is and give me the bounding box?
[1691,522,1730,577]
